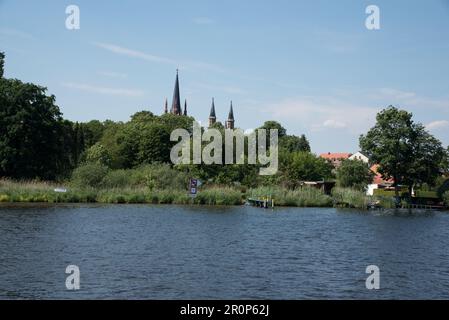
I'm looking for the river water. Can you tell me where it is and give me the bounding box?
[0,204,448,299]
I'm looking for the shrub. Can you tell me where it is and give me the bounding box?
[85,143,112,167]
[71,163,109,188]
[102,170,133,188]
[132,164,189,190]
[444,191,449,208]
[437,179,449,198]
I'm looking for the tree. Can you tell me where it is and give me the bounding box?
[259,121,287,138]
[86,143,112,167]
[99,121,129,169]
[408,126,446,189]
[0,52,4,78]
[81,120,105,148]
[0,77,67,180]
[130,110,155,123]
[281,152,333,188]
[441,146,449,175]
[360,106,446,198]
[281,134,311,153]
[136,123,171,165]
[336,159,374,191]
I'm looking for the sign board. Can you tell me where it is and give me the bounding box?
[189,179,198,197]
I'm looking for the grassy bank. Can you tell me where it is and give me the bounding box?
[0,179,377,208]
[0,180,243,205]
[248,186,333,207]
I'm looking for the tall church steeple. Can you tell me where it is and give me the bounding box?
[171,69,182,115]
[209,98,216,127]
[226,101,235,129]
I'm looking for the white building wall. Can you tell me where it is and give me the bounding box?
[367,184,378,196]
[349,152,369,164]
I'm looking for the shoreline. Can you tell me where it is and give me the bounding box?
[1,180,447,210]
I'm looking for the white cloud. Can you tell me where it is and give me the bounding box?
[264,96,378,134]
[426,120,449,130]
[93,42,227,73]
[371,88,449,110]
[62,82,144,97]
[323,119,347,129]
[93,42,177,65]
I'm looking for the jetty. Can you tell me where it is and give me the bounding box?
[247,197,274,209]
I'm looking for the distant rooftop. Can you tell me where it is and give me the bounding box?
[319,152,352,160]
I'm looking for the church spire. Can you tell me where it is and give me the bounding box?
[164,98,168,114]
[226,101,235,129]
[209,98,216,127]
[183,99,187,116]
[228,101,234,120]
[171,69,181,115]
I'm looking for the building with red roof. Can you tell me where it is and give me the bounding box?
[319,152,352,168]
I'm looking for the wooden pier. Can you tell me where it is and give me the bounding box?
[247,198,274,209]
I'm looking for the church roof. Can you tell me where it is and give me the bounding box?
[171,70,181,115]
[209,98,216,118]
[228,101,234,120]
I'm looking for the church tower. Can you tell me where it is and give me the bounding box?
[209,98,216,127]
[164,98,168,114]
[171,70,182,115]
[225,101,235,129]
[183,100,188,116]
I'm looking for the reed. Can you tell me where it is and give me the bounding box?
[0,179,243,205]
[248,186,332,207]
[332,187,369,209]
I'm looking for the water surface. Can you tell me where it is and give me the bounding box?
[0,204,448,299]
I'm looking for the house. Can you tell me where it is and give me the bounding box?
[349,152,369,164]
[320,152,352,168]
[367,164,395,196]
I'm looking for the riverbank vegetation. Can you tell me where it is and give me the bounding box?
[0,177,383,209]
[1,52,449,209]
[444,192,449,208]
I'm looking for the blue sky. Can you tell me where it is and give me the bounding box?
[1,0,449,153]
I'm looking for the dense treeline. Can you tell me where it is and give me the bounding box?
[1,51,448,203]
[0,52,326,187]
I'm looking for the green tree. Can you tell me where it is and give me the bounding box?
[281,152,333,188]
[157,113,195,134]
[86,143,112,167]
[0,77,67,179]
[81,120,105,148]
[259,121,287,138]
[136,123,171,165]
[280,134,311,153]
[99,121,128,168]
[360,106,446,198]
[336,159,374,191]
[130,110,156,123]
